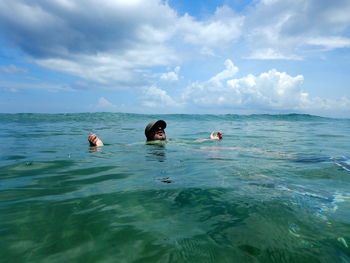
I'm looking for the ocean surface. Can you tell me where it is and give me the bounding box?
[1,113,350,263]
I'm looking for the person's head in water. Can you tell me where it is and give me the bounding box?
[145,120,167,141]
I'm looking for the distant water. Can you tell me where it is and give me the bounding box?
[1,113,350,263]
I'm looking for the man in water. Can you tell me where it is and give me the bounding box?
[144,120,167,141]
[88,120,222,146]
[88,120,167,146]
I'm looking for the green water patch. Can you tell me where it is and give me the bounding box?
[1,113,350,262]
[3,155,27,161]
[1,186,349,262]
[0,160,75,179]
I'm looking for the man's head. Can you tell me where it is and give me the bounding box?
[145,120,167,141]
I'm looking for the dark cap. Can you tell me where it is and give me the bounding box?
[145,120,167,140]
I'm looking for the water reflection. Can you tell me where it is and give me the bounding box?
[89,146,101,153]
[145,143,166,162]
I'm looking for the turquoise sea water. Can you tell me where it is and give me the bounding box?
[1,113,350,262]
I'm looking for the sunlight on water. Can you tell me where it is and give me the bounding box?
[1,113,350,262]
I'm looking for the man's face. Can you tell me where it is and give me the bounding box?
[152,126,166,140]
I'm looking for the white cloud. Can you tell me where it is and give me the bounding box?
[209,59,238,82]
[0,80,74,92]
[246,48,303,60]
[244,0,350,59]
[298,96,350,111]
[1,0,350,117]
[142,85,180,108]
[306,37,350,49]
[200,47,216,57]
[1,0,349,86]
[35,46,178,85]
[182,59,350,113]
[0,65,28,74]
[0,0,246,87]
[2,0,349,92]
[160,66,180,82]
[94,97,119,111]
[178,6,244,49]
[0,0,179,86]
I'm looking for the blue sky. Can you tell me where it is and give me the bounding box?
[0,0,349,117]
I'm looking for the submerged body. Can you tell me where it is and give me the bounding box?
[88,119,222,146]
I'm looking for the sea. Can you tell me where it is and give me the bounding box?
[1,112,350,263]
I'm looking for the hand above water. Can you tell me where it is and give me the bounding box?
[210,131,223,140]
[88,134,104,146]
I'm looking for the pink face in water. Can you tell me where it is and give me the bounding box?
[152,126,166,140]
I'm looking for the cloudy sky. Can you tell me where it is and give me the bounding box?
[0,0,349,117]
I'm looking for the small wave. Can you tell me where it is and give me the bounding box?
[295,156,350,172]
[334,159,350,172]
